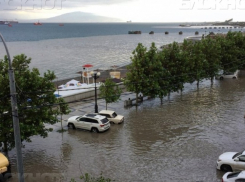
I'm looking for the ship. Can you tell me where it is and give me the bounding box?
[34,21,42,25]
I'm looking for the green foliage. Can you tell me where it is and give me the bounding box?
[141,43,163,98]
[70,173,114,182]
[0,54,69,151]
[216,32,240,72]
[124,43,147,104]
[162,42,186,93]
[200,37,221,83]
[99,78,122,110]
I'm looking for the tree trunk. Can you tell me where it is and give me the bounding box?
[168,92,170,102]
[211,77,214,85]
[106,102,107,110]
[60,114,63,131]
[136,93,138,105]
[197,80,199,88]
[3,140,8,153]
[160,97,163,104]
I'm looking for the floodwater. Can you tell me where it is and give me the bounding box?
[7,71,245,182]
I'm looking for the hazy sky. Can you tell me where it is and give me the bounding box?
[1,0,245,22]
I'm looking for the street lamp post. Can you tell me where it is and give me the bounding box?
[0,33,25,182]
[91,71,100,113]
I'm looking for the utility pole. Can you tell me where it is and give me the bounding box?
[0,33,25,182]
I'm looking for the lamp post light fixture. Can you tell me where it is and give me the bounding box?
[91,71,101,113]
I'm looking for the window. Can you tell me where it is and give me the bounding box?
[112,112,117,118]
[101,118,109,124]
[235,179,245,182]
[227,172,240,178]
[69,83,75,86]
[233,152,242,159]
[238,155,245,162]
[85,118,98,124]
[79,118,87,122]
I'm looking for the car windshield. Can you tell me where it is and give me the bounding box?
[112,112,117,118]
[101,118,109,124]
[233,152,242,159]
[227,172,241,179]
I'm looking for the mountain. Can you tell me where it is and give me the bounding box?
[43,11,122,23]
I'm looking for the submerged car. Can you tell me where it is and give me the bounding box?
[67,113,110,133]
[217,150,245,172]
[216,70,239,80]
[98,110,124,124]
[222,171,245,182]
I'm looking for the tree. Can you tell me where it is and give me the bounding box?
[184,39,206,87]
[157,50,170,103]
[99,78,122,110]
[124,43,148,105]
[161,42,186,97]
[57,97,70,132]
[200,37,221,84]
[0,54,68,151]
[141,43,163,98]
[216,32,240,73]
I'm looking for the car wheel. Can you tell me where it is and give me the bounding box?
[68,123,76,129]
[221,164,232,172]
[91,127,99,133]
[110,121,115,124]
[232,76,236,79]
[220,77,224,80]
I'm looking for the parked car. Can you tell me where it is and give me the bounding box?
[222,171,245,182]
[98,110,124,124]
[216,70,239,80]
[217,150,245,172]
[67,113,110,133]
[0,152,10,179]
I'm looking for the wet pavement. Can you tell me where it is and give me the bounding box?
[7,71,245,182]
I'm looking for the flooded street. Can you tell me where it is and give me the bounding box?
[7,71,245,182]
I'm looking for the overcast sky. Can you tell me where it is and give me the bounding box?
[1,0,245,22]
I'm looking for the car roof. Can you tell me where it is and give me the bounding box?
[99,110,114,114]
[83,113,106,120]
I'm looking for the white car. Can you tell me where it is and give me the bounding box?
[217,150,245,172]
[67,113,110,133]
[222,171,245,182]
[98,110,124,124]
[216,70,239,80]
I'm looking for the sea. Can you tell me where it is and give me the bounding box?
[0,23,239,80]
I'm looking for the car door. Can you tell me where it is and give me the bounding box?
[82,118,94,130]
[76,117,86,129]
[236,155,245,170]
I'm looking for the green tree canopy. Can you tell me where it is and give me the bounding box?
[124,43,147,104]
[99,78,122,110]
[0,54,68,151]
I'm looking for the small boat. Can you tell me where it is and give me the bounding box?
[8,24,12,27]
[34,21,42,25]
[59,24,64,26]
[128,31,141,34]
